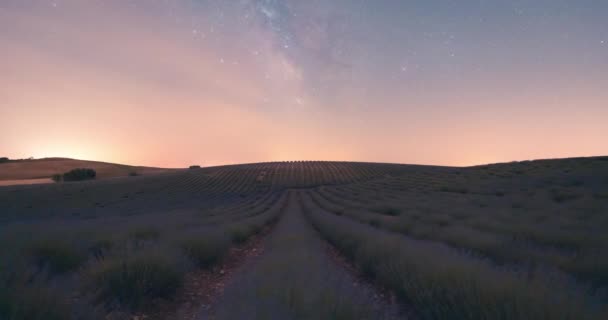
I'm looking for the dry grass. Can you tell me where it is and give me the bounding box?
[0,157,170,181]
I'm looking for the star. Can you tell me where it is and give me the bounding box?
[260,6,275,20]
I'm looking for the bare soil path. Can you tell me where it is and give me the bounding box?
[197,190,408,320]
[130,221,273,320]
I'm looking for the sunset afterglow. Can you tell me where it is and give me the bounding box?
[1,1,607,167]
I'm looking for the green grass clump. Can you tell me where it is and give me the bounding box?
[179,234,230,268]
[27,240,85,274]
[91,254,182,309]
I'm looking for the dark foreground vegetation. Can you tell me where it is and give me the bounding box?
[0,158,606,319]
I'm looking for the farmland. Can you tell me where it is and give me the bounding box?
[0,158,607,319]
[0,158,170,187]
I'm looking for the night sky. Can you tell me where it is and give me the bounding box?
[1,1,607,167]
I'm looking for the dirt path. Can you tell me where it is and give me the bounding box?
[198,190,407,320]
[131,221,272,320]
[170,229,268,320]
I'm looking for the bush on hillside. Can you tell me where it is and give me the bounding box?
[0,157,9,163]
[62,168,96,182]
[189,165,201,169]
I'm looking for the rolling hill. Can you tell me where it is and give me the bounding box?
[0,157,171,182]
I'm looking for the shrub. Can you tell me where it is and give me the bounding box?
[0,157,9,163]
[92,254,182,309]
[62,168,96,182]
[129,171,139,176]
[51,174,62,182]
[27,240,86,274]
[179,234,230,268]
[189,165,201,169]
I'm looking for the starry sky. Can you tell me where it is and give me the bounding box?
[1,0,607,167]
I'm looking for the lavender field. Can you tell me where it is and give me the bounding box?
[1,158,607,320]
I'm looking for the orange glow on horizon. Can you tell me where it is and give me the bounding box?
[1,1,606,168]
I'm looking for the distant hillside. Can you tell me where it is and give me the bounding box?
[0,157,172,181]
